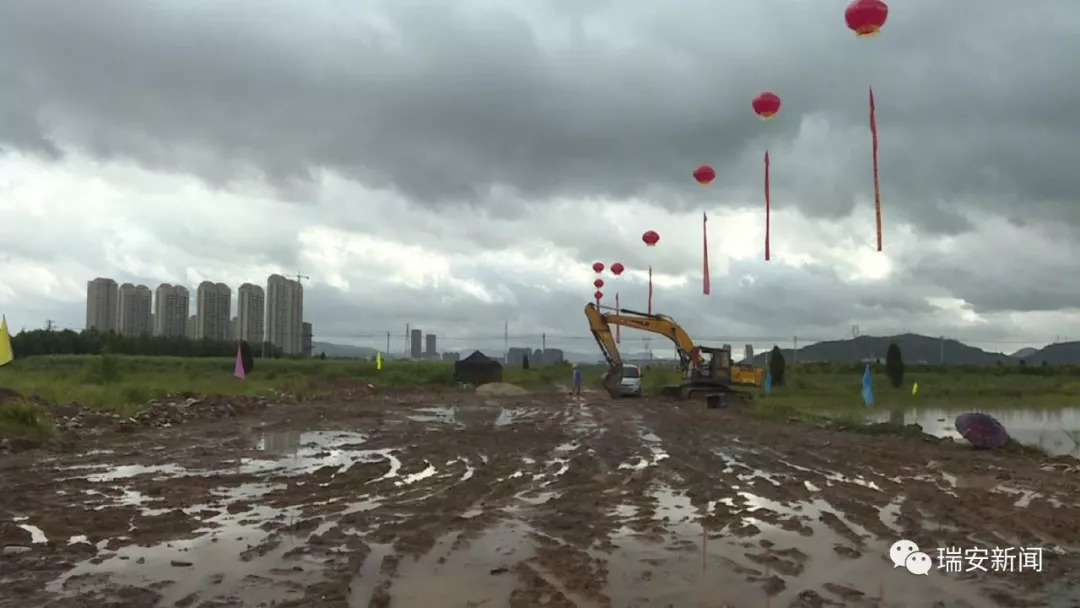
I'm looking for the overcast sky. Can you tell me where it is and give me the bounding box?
[2,0,1079,357]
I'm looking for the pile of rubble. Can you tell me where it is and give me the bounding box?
[54,394,273,432]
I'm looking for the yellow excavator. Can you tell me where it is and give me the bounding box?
[585,302,764,406]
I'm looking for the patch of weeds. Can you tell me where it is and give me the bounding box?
[0,399,54,440]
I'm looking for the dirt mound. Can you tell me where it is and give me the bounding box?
[475,382,528,396]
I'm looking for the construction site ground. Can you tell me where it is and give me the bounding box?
[2,383,1079,608]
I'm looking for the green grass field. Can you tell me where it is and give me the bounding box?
[2,354,1079,439]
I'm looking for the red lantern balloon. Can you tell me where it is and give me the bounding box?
[610,262,625,276]
[693,165,715,186]
[642,230,659,247]
[752,92,782,120]
[593,278,604,288]
[592,262,604,273]
[845,0,888,37]
[594,290,603,301]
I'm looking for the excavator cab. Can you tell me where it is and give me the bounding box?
[689,346,731,382]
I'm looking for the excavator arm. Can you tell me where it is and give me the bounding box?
[585,302,700,397]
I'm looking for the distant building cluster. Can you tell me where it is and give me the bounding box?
[408,327,441,360]
[85,275,311,355]
[506,347,565,368]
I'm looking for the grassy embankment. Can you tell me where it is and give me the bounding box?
[2,355,1079,439]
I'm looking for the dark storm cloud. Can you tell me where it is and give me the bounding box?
[2,0,1078,235]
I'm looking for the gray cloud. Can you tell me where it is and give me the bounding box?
[2,0,1079,236]
[3,0,1080,356]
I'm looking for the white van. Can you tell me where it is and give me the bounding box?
[618,365,643,397]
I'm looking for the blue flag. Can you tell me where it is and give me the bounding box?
[861,364,874,407]
[764,370,773,394]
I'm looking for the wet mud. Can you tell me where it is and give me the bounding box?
[1,387,1079,607]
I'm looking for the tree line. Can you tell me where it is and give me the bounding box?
[9,328,286,358]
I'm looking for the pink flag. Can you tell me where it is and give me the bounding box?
[233,344,246,380]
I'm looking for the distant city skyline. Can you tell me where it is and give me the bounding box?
[84,274,310,355]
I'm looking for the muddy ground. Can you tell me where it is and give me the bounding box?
[1,384,1079,608]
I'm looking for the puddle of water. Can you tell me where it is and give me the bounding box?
[63,431,385,484]
[865,407,1080,458]
[407,406,457,425]
[608,485,1002,606]
[494,407,538,427]
[15,523,48,544]
[394,462,436,486]
[617,445,669,471]
[48,502,334,606]
[349,520,536,607]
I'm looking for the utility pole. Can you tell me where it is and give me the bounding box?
[793,336,798,366]
[45,319,54,331]
[940,336,945,366]
[405,324,410,358]
[503,321,509,363]
[541,333,546,352]
[385,332,391,355]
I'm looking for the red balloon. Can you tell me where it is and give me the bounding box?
[594,290,603,301]
[845,0,888,37]
[642,230,659,247]
[610,262,625,276]
[752,92,782,119]
[592,262,604,273]
[593,278,604,289]
[693,165,715,185]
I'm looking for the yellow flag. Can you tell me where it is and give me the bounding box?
[0,315,12,367]
[376,352,383,371]
[911,382,919,396]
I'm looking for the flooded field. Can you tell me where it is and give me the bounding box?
[869,407,1080,458]
[2,389,1080,607]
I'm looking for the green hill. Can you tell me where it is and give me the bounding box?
[750,334,1013,367]
[1022,342,1080,365]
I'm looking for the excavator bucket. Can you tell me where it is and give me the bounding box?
[601,368,622,398]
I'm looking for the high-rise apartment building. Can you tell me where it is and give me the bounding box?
[425,334,437,359]
[410,329,422,359]
[117,284,153,336]
[85,278,119,332]
[187,315,199,340]
[237,283,265,344]
[153,284,189,337]
[266,274,304,355]
[302,322,313,358]
[195,281,231,340]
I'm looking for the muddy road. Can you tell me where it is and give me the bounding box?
[1,387,1079,607]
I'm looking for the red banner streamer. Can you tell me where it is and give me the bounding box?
[647,266,653,314]
[703,212,711,295]
[870,87,882,251]
[615,293,620,344]
[764,151,771,261]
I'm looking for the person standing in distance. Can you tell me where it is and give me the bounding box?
[572,363,583,398]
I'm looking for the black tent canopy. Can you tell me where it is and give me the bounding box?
[454,351,503,386]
